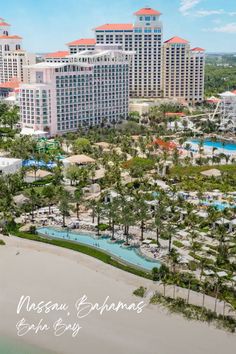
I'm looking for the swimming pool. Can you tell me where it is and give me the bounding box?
[37,227,160,271]
[23,159,57,169]
[201,200,235,211]
[190,139,236,152]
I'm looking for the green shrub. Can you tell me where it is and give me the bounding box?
[173,240,184,248]
[29,225,37,234]
[152,267,160,281]
[98,223,109,231]
[133,286,147,297]
[0,239,6,245]
[188,260,198,271]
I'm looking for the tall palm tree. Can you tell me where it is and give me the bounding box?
[26,188,40,222]
[58,190,71,227]
[74,188,83,219]
[134,195,150,241]
[42,184,56,214]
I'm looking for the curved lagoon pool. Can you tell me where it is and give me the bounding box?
[37,227,160,271]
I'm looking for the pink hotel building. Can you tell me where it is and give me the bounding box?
[20,7,205,136]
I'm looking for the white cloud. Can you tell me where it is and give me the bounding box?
[195,9,236,17]
[210,23,236,33]
[195,9,224,17]
[179,0,202,15]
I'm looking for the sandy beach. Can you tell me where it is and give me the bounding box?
[0,235,235,354]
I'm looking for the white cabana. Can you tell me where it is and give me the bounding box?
[217,271,228,278]
[142,239,152,244]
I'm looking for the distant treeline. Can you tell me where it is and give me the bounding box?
[205,64,236,97]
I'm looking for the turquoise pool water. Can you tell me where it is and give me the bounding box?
[37,227,160,271]
[191,139,236,151]
[201,200,235,211]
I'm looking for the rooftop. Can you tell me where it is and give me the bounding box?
[0,77,20,89]
[67,38,96,46]
[134,7,161,16]
[45,50,69,58]
[95,23,133,31]
[165,112,185,117]
[0,21,10,26]
[64,154,95,165]
[191,47,205,52]
[0,157,22,166]
[26,62,67,69]
[164,36,189,44]
[0,35,22,40]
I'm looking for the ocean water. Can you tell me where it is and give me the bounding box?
[0,336,53,354]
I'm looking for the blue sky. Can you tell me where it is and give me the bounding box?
[1,0,236,53]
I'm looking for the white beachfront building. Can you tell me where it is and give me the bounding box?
[19,46,133,136]
[0,157,22,175]
[219,90,236,131]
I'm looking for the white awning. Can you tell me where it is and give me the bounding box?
[21,128,48,136]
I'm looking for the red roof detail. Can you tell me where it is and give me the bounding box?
[45,51,69,58]
[0,35,22,39]
[0,77,20,89]
[134,7,161,16]
[152,139,177,150]
[95,23,133,31]
[206,98,220,103]
[164,36,189,44]
[166,112,185,117]
[0,21,10,26]
[191,47,205,52]
[67,38,96,46]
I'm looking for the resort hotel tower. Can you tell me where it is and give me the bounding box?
[0,18,35,84]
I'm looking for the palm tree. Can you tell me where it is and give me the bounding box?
[26,188,39,222]
[74,188,83,219]
[2,105,19,129]
[93,200,104,236]
[42,184,56,214]
[159,264,169,296]
[105,197,120,240]
[119,199,135,245]
[58,190,71,227]
[135,195,150,241]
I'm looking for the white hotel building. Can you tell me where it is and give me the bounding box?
[20,46,132,136]
[0,18,35,84]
